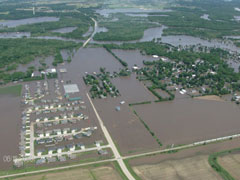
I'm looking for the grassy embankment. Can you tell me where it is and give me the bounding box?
[209,148,240,180]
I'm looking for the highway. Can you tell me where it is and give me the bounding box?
[82,18,97,48]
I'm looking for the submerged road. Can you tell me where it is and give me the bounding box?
[86,93,135,180]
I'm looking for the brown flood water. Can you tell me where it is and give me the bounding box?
[112,74,156,104]
[134,98,240,147]
[112,49,156,68]
[93,97,160,155]
[0,95,21,169]
[62,47,159,154]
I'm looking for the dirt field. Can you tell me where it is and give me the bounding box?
[133,155,222,180]
[14,164,122,180]
[218,153,240,180]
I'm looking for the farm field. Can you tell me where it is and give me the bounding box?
[133,155,222,180]
[14,164,123,180]
[218,153,240,180]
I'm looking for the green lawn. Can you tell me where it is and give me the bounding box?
[0,84,22,96]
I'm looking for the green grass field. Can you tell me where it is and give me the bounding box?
[0,84,22,96]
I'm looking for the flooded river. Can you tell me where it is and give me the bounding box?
[0,17,59,28]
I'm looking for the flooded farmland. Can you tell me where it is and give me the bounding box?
[60,47,240,154]
[134,98,240,147]
[16,56,54,73]
[0,95,21,169]
[111,74,157,103]
[61,47,160,154]
[161,35,240,52]
[93,97,160,155]
[112,49,156,68]
[0,32,30,38]
[51,27,77,34]
[66,47,123,75]
[140,26,165,42]
[0,17,59,28]
[96,8,171,18]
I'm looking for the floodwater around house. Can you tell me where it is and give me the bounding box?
[200,14,210,20]
[161,35,240,52]
[16,56,54,74]
[0,17,59,28]
[227,59,240,72]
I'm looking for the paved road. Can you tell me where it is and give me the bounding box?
[82,18,97,48]
[0,158,116,179]
[86,93,135,180]
[2,133,240,179]
[15,145,110,163]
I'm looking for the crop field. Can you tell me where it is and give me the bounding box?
[14,164,122,180]
[218,153,240,180]
[133,155,222,180]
